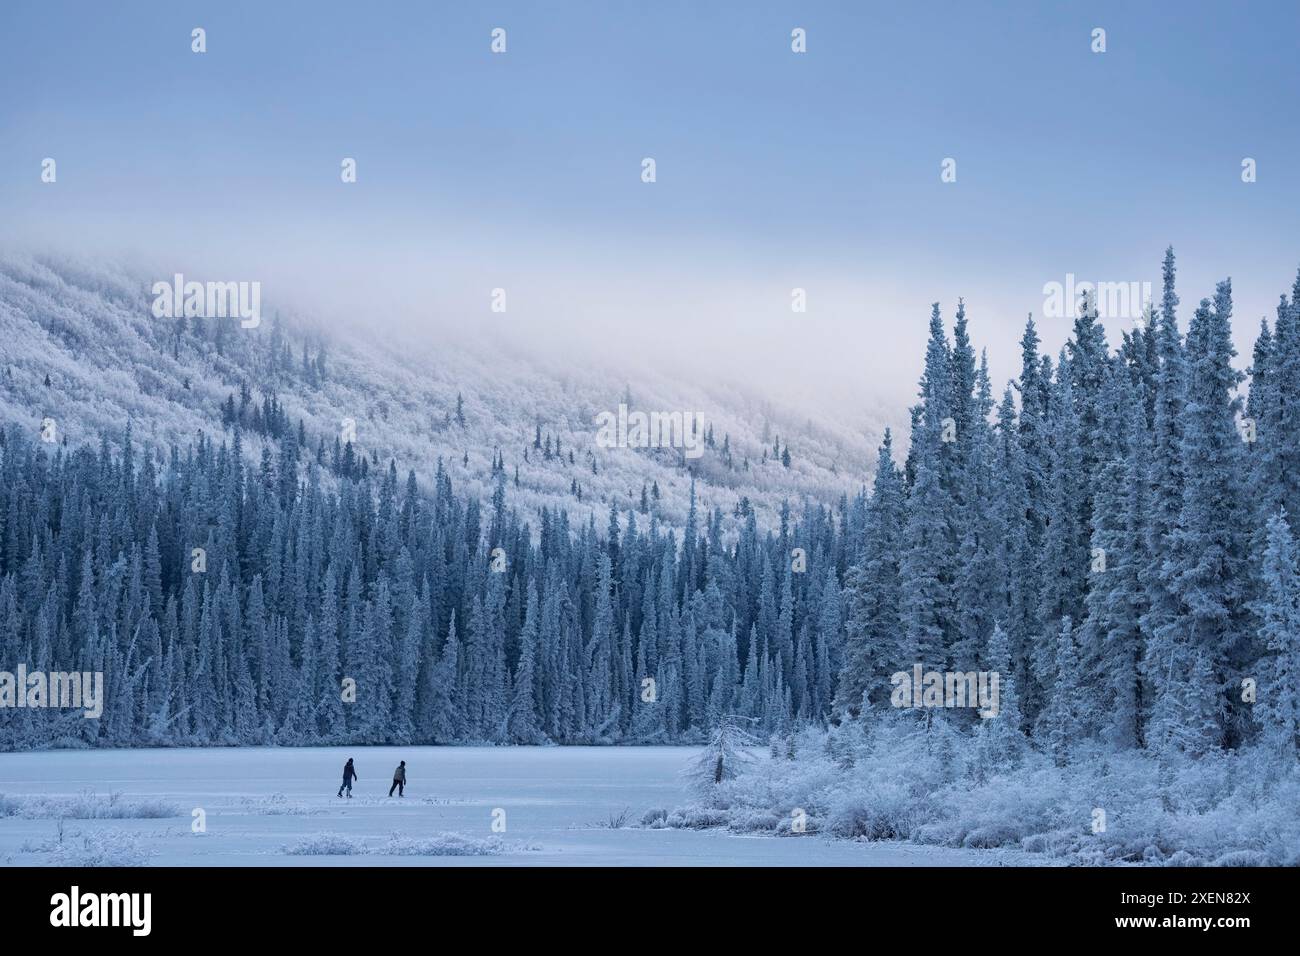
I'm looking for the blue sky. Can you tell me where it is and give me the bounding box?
[2,0,1298,413]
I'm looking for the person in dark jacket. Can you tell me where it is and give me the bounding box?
[388,760,407,797]
[338,758,358,798]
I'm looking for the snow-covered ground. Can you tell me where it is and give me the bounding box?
[0,746,1033,866]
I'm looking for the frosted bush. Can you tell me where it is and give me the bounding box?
[660,717,1300,865]
[1020,828,1082,858]
[960,822,1023,849]
[640,807,668,827]
[379,832,512,856]
[283,832,363,855]
[0,791,181,819]
[284,831,530,856]
[825,780,920,840]
[728,809,781,833]
[665,807,731,829]
[46,829,153,867]
[774,814,820,836]
[1212,850,1272,867]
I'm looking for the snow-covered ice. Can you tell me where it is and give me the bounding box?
[0,746,1031,866]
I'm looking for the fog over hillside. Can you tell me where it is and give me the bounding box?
[0,252,885,536]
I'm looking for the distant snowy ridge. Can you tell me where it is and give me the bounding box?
[0,252,879,535]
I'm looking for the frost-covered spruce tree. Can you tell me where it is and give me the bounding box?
[1079,363,1148,748]
[1037,361,1086,705]
[1147,644,1222,759]
[1246,282,1300,651]
[705,626,739,727]
[683,714,760,793]
[1107,379,1150,748]
[508,584,545,744]
[1067,290,1111,553]
[953,350,999,678]
[1246,314,1273,431]
[990,386,1036,709]
[1016,317,1052,636]
[538,571,565,739]
[975,622,1024,764]
[282,611,318,744]
[764,560,790,696]
[812,565,841,716]
[1039,616,1084,765]
[425,614,462,743]
[1140,248,1187,736]
[1254,510,1300,754]
[315,568,346,740]
[947,304,987,671]
[1121,308,1159,420]
[835,430,904,716]
[357,581,395,742]
[899,305,956,671]
[949,299,979,478]
[628,641,665,741]
[1158,284,1247,751]
[900,434,950,669]
[1252,275,1300,533]
[1076,362,1123,734]
[682,610,705,731]
[588,555,620,737]
[393,597,424,742]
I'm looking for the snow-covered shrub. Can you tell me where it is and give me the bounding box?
[825,779,919,841]
[961,823,1023,849]
[284,831,532,856]
[664,807,731,829]
[659,713,1300,865]
[1212,850,1272,867]
[728,809,781,833]
[774,813,820,836]
[283,832,364,856]
[598,808,632,829]
[378,832,513,856]
[46,829,153,867]
[640,807,668,827]
[0,791,181,820]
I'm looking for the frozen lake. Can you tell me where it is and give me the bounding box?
[0,746,1026,866]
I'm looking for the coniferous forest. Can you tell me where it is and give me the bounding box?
[3,248,1300,768]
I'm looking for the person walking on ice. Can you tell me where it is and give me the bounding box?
[338,758,358,798]
[388,760,407,797]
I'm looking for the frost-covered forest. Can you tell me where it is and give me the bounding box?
[3,248,1300,778]
[0,413,848,747]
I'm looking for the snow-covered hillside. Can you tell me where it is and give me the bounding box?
[0,253,880,535]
